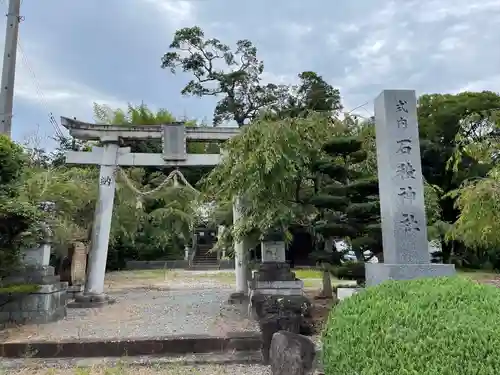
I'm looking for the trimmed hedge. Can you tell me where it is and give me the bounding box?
[322,277,500,375]
[331,261,365,284]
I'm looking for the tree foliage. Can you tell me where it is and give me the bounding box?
[273,71,342,119]
[418,91,500,263]
[161,26,285,126]
[0,135,43,277]
[201,113,342,241]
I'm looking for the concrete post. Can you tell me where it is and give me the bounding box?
[0,0,21,137]
[85,142,119,295]
[230,195,248,302]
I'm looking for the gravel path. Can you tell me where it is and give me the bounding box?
[3,281,258,343]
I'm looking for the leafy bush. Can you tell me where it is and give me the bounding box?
[0,134,25,196]
[0,135,43,277]
[322,277,500,375]
[331,261,365,284]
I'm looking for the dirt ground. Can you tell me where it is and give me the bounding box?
[0,271,256,343]
[4,364,271,375]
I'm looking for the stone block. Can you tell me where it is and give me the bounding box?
[254,280,304,289]
[251,294,312,320]
[365,263,456,287]
[253,288,303,296]
[270,331,316,375]
[22,244,51,267]
[0,281,67,326]
[67,285,84,299]
[337,287,361,301]
[253,271,296,282]
[261,241,286,263]
[0,296,19,312]
[0,311,11,323]
[21,294,40,311]
[259,262,291,271]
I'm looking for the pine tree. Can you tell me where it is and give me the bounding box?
[309,136,381,296]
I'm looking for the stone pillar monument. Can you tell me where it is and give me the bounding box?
[365,90,455,286]
[248,230,312,364]
[250,234,303,296]
[66,241,88,298]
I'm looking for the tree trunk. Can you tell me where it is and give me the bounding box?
[321,237,335,298]
[321,266,333,298]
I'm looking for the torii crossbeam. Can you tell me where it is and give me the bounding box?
[61,117,248,307]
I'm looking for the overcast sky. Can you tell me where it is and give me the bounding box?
[7,0,500,147]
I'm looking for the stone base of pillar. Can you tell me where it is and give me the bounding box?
[365,263,456,287]
[67,292,116,308]
[66,284,84,299]
[228,291,248,305]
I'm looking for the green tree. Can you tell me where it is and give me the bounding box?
[308,136,374,296]
[201,113,346,245]
[19,165,98,256]
[161,26,285,126]
[273,71,342,119]
[0,135,42,277]
[418,91,500,263]
[448,129,500,263]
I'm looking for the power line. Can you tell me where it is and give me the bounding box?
[17,36,65,138]
[0,0,64,140]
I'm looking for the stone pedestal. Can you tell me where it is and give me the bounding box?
[366,263,456,286]
[250,262,303,295]
[0,266,68,326]
[248,237,313,363]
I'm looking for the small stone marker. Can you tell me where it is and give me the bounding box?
[23,244,51,267]
[261,240,286,263]
[70,242,88,285]
[269,331,316,375]
[365,90,455,286]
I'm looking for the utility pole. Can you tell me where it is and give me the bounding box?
[0,0,21,138]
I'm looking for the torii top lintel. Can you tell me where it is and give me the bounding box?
[60,117,240,142]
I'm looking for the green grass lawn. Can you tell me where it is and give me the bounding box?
[294,269,322,279]
[457,268,499,280]
[108,267,499,287]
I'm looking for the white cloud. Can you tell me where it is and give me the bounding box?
[142,0,197,28]
[13,39,127,123]
[457,75,500,93]
[279,22,313,39]
[410,0,500,23]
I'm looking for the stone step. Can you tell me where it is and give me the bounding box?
[0,351,264,369]
[190,264,221,271]
[0,333,262,358]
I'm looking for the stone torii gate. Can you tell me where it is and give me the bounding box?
[61,117,249,307]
